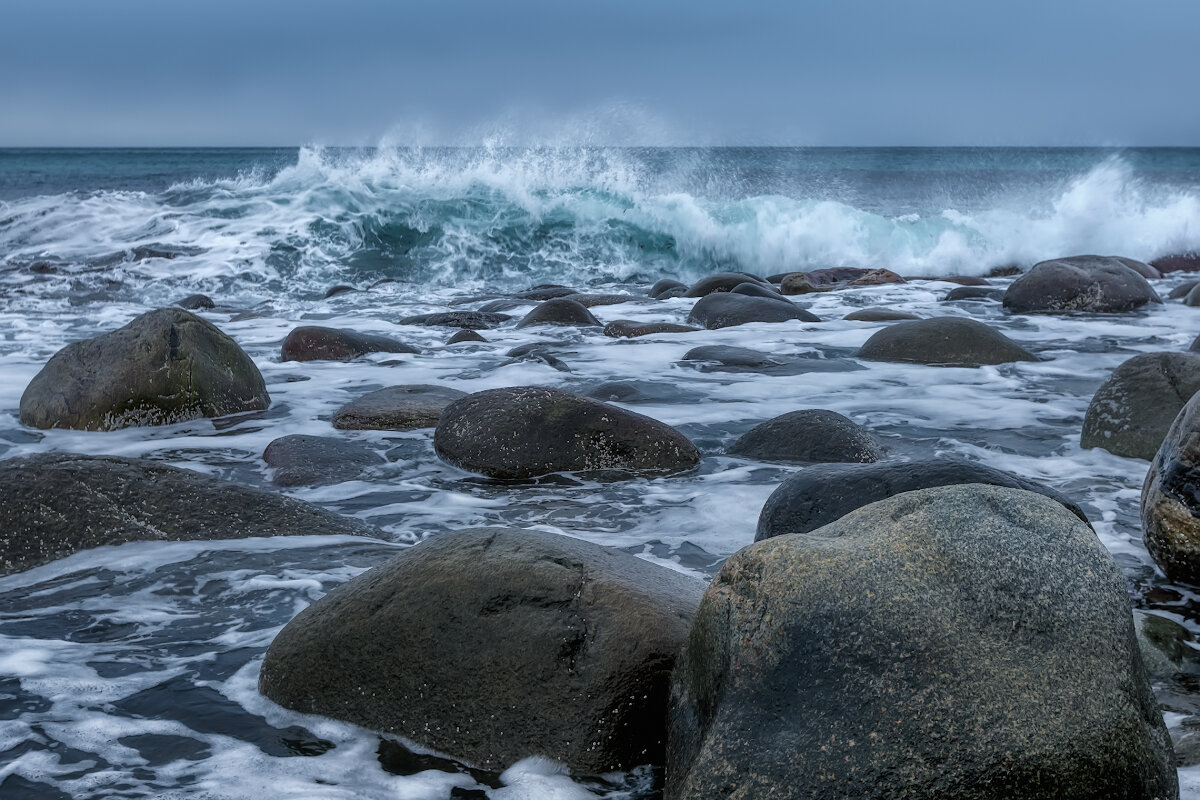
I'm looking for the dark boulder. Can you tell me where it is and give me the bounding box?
[397,311,511,330]
[1003,255,1163,313]
[333,384,469,431]
[756,457,1089,540]
[0,453,377,576]
[843,307,920,322]
[560,293,647,308]
[779,267,872,294]
[1081,352,1200,460]
[1185,285,1200,308]
[1142,391,1200,583]
[19,308,270,431]
[503,343,572,372]
[280,326,418,362]
[727,409,882,464]
[1116,257,1162,280]
[1168,280,1199,300]
[683,272,768,298]
[729,282,785,300]
[262,434,385,487]
[682,346,781,368]
[259,527,705,773]
[938,275,991,286]
[514,299,601,329]
[687,293,818,329]
[858,316,1038,367]
[656,286,687,299]
[447,329,488,345]
[513,286,578,301]
[944,286,1005,302]
[476,299,527,313]
[649,279,687,298]
[175,293,215,310]
[1153,253,1200,274]
[323,284,357,299]
[669,485,1176,800]
[433,386,700,479]
[603,320,699,338]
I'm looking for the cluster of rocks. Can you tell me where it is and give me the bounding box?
[10,249,1200,798]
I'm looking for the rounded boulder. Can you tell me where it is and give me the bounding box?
[333,384,469,431]
[687,293,819,329]
[727,409,882,464]
[858,316,1038,367]
[1081,352,1200,460]
[1003,255,1163,313]
[1142,391,1200,583]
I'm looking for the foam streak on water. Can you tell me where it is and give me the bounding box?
[2,146,1200,798]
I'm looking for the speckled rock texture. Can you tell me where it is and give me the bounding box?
[19,307,269,430]
[1003,255,1163,313]
[332,384,468,430]
[727,409,883,464]
[0,453,378,576]
[668,484,1177,800]
[259,527,705,774]
[1082,352,1200,460]
[858,316,1038,367]
[1142,390,1200,583]
[433,386,700,479]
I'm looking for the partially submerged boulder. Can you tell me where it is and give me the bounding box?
[514,298,601,329]
[1142,391,1200,583]
[683,272,768,298]
[649,279,687,298]
[333,384,468,431]
[397,311,511,330]
[433,386,700,479]
[669,485,1177,800]
[260,527,705,773]
[727,409,882,464]
[603,320,699,338]
[1081,352,1200,460]
[757,457,1089,540]
[843,306,920,322]
[1003,255,1163,313]
[0,453,378,576]
[280,326,418,362]
[687,293,819,329]
[262,434,385,487]
[858,316,1038,367]
[20,308,270,431]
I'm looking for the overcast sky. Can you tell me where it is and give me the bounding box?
[2,0,1198,146]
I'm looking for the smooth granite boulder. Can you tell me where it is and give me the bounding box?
[728,281,785,300]
[684,272,769,298]
[649,279,687,298]
[757,457,1089,540]
[682,345,781,368]
[687,293,819,329]
[1168,281,1200,300]
[514,298,601,329]
[280,326,418,362]
[858,316,1038,367]
[446,329,488,345]
[668,485,1177,800]
[262,434,385,487]
[843,306,920,322]
[727,409,883,464]
[603,320,699,338]
[0,453,378,576]
[1142,391,1200,583]
[1003,255,1163,313]
[19,308,269,431]
[397,311,511,329]
[433,386,700,479]
[260,527,705,774]
[1082,353,1200,460]
[332,384,469,431]
[944,286,1005,302]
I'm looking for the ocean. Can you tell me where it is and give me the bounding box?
[2,145,1200,798]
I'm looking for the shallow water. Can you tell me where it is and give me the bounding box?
[3,146,1200,798]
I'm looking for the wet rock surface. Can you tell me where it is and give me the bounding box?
[280,326,418,361]
[1082,352,1200,460]
[858,316,1038,367]
[1003,255,1163,313]
[332,384,469,431]
[727,409,883,464]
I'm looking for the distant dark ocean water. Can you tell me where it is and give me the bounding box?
[1,146,1198,304]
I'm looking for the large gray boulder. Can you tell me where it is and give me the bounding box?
[1082,352,1200,460]
[0,453,378,576]
[260,527,705,773]
[757,457,1089,540]
[727,409,883,464]
[1003,255,1163,313]
[1142,391,1200,582]
[19,308,269,431]
[332,384,468,430]
[687,293,819,329]
[433,387,700,479]
[669,485,1177,800]
[858,316,1038,367]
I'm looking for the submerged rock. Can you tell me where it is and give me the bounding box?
[514,298,601,329]
[0,453,377,576]
[687,292,819,329]
[603,320,699,338]
[332,384,468,431]
[1081,352,1200,460]
[446,329,488,345]
[174,293,215,310]
[669,485,1177,800]
[1153,253,1200,274]
[433,386,700,479]
[728,281,785,299]
[858,316,1038,367]
[1168,280,1200,300]
[682,345,780,368]
[944,286,1005,302]
[842,306,920,322]
[280,326,418,362]
[513,286,578,301]
[559,293,645,308]
[1142,391,1200,583]
[756,457,1089,540]
[397,311,511,329]
[683,272,768,298]
[727,409,882,464]
[19,308,269,431]
[262,434,384,487]
[1003,255,1163,313]
[260,527,705,773]
[649,279,687,298]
